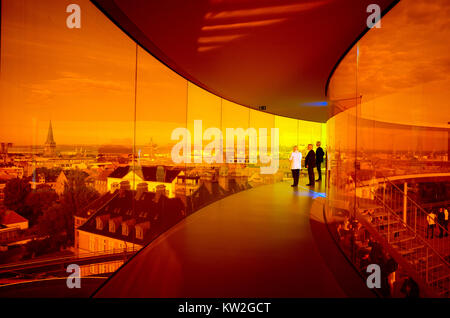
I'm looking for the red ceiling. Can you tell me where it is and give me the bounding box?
[92,0,397,122]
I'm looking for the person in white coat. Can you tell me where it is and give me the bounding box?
[426,211,436,239]
[289,145,302,187]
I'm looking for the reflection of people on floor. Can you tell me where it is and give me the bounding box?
[315,141,324,181]
[426,211,436,239]
[289,145,302,187]
[305,144,315,186]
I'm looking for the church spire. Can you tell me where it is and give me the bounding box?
[44,120,56,157]
[45,121,55,145]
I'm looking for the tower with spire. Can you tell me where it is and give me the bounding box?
[43,121,56,157]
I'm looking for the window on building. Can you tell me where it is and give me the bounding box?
[122,224,129,236]
[89,236,95,252]
[136,227,143,240]
[96,217,103,230]
[109,220,115,233]
[89,264,97,275]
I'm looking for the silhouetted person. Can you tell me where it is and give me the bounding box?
[400,277,419,298]
[444,207,449,236]
[369,240,384,265]
[289,145,302,187]
[437,208,445,238]
[305,144,315,186]
[384,256,398,297]
[426,211,436,239]
[315,141,324,181]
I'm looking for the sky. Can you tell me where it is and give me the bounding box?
[0,0,187,146]
[1,0,444,153]
[0,0,326,149]
[328,0,450,129]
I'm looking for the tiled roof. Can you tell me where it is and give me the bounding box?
[107,166,130,179]
[31,170,58,182]
[78,190,185,244]
[76,191,116,219]
[97,169,114,181]
[0,172,15,181]
[141,166,182,183]
[78,174,251,245]
[185,180,250,213]
[108,166,182,183]
[0,209,28,225]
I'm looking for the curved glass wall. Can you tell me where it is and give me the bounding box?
[326,0,450,297]
[0,0,326,282]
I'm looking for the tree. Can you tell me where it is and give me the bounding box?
[37,170,99,245]
[33,167,62,181]
[62,170,98,213]
[38,202,68,239]
[3,178,31,213]
[25,189,59,226]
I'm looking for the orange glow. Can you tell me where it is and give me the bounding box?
[0,0,136,145]
[0,0,325,153]
[201,18,286,32]
[204,1,331,20]
[328,0,450,128]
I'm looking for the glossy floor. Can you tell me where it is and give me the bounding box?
[94,179,374,297]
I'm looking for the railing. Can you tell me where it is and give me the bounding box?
[323,198,384,298]
[355,176,450,297]
[375,177,450,260]
[353,208,437,297]
[0,247,140,276]
[368,194,449,297]
[325,194,434,297]
[326,172,450,297]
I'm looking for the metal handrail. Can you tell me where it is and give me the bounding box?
[0,276,108,289]
[322,200,384,298]
[382,176,450,238]
[371,192,449,268]
[371,190,450,297]
[353,208,437,298]
[354,175,450,296]
[331,181,440,297]
[0,247,139,271]
[356,175,449,267]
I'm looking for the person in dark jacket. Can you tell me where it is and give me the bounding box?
[315,141,325,181]
[400,277,419,298]
[304,144,315,186]
[437,208,445,238]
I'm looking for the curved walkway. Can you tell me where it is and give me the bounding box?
[93,181,373,297]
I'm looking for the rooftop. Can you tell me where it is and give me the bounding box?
[0,208,28,226]
[78,189,185,244]
[108,165,182,183]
